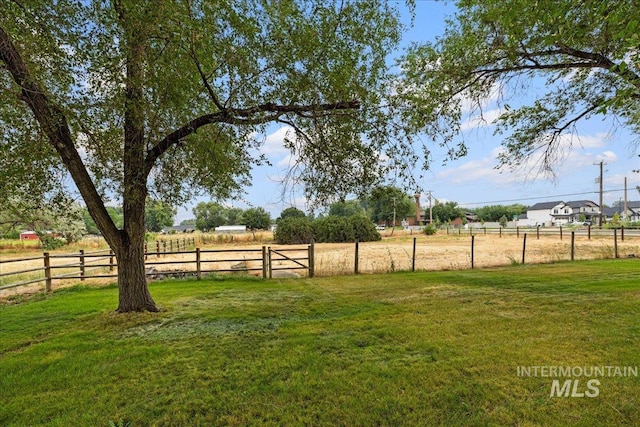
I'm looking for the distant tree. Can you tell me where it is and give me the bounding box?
[431,201,463,223]
[499,215,508,228]
[368,186,413,226]
[225,208,245,226]
[193,202,227,232]
[180,219,196,226]
[474,204,527,222]
[83,207,124,235]
[145,199,176,232]
[328,200,365,217]
[4,194,86,247]
[243,207,272,231]
[277,207,307,223]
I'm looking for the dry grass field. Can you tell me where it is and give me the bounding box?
[2,228,639,300]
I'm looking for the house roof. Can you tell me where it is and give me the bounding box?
[602,207,624,217]
[626,201,640,209]
[163,225,195,232]
[528,201,564,210]
[565,200,599,208]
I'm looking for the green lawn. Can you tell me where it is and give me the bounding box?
[1,260,639,426]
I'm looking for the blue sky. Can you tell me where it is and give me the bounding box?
[174,1,640,223]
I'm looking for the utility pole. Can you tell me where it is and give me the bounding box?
[624,177,628,221]
[427,190,433,224]
[594,161,606,226]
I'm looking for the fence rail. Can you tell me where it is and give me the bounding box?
[1,230,638,294]
[0,238,312,292]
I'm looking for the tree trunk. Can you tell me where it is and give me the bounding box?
[115,237,158,312]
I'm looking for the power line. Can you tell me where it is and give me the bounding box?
[461,188,631,207]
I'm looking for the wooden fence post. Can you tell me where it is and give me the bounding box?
[262,246,268,279]
[522,233,527,264]
[156,241,160,258]
[412,237,417,272]
[499,227,502,238]
[308,242,315,278]
[170,239,173,253]
[471,235,475,269]
[571,232,575,261]
[163,241,167,254]
[268,246,272,278]
[517,226,520,238]
[614,229,619,259]
[44,252,52,292]
[621,225,625,241]
[196,248,201,280]
[588,225,591,240]
[536,225,540,240]
[560,226,563,240]
[354,240,359,274]
[109,249,114,272]
[79,249,85,281]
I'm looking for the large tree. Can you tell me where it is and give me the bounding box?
[400,0,640,171]
[242,207,271,231]
[0,0,410,312]
[145,199,176,232]
[368,186,414,226]
[192,201,228,232]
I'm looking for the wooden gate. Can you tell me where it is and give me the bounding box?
[267,244,314,278]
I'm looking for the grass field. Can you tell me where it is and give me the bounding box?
[2,260,640,426]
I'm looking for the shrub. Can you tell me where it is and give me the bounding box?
[274,217,314,244]
[313,216,354,243]
[348,215,381,242]
[424,224,437,235]
[39,235,66,250]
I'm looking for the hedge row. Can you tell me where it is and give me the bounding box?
[274,215,381,244]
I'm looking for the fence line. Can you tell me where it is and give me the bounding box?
[1,230,637,294]
[0,240,312,292]
[445,225,635,240]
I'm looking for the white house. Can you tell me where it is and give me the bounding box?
[563,200,600,223]
[518,201,564,226]
[518,200,601,226]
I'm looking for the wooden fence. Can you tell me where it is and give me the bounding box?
[1,229,637,293]
[446,224,637,240]
[0,239,313,293]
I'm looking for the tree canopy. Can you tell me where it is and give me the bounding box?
[0,0,411,311]
[242,207,271,231]
[400,0,640,172]
[368,186,414,225]
[145,199,176,232]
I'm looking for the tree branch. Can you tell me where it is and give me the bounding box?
[555,43,640,91]
[0,25,121,247]
[144,100,360,173]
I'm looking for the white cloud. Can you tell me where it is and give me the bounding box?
[460,108,504,132]
[434,133,620,188]
[261,126,293,156]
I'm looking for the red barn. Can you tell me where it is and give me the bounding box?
[20,231,39,241]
